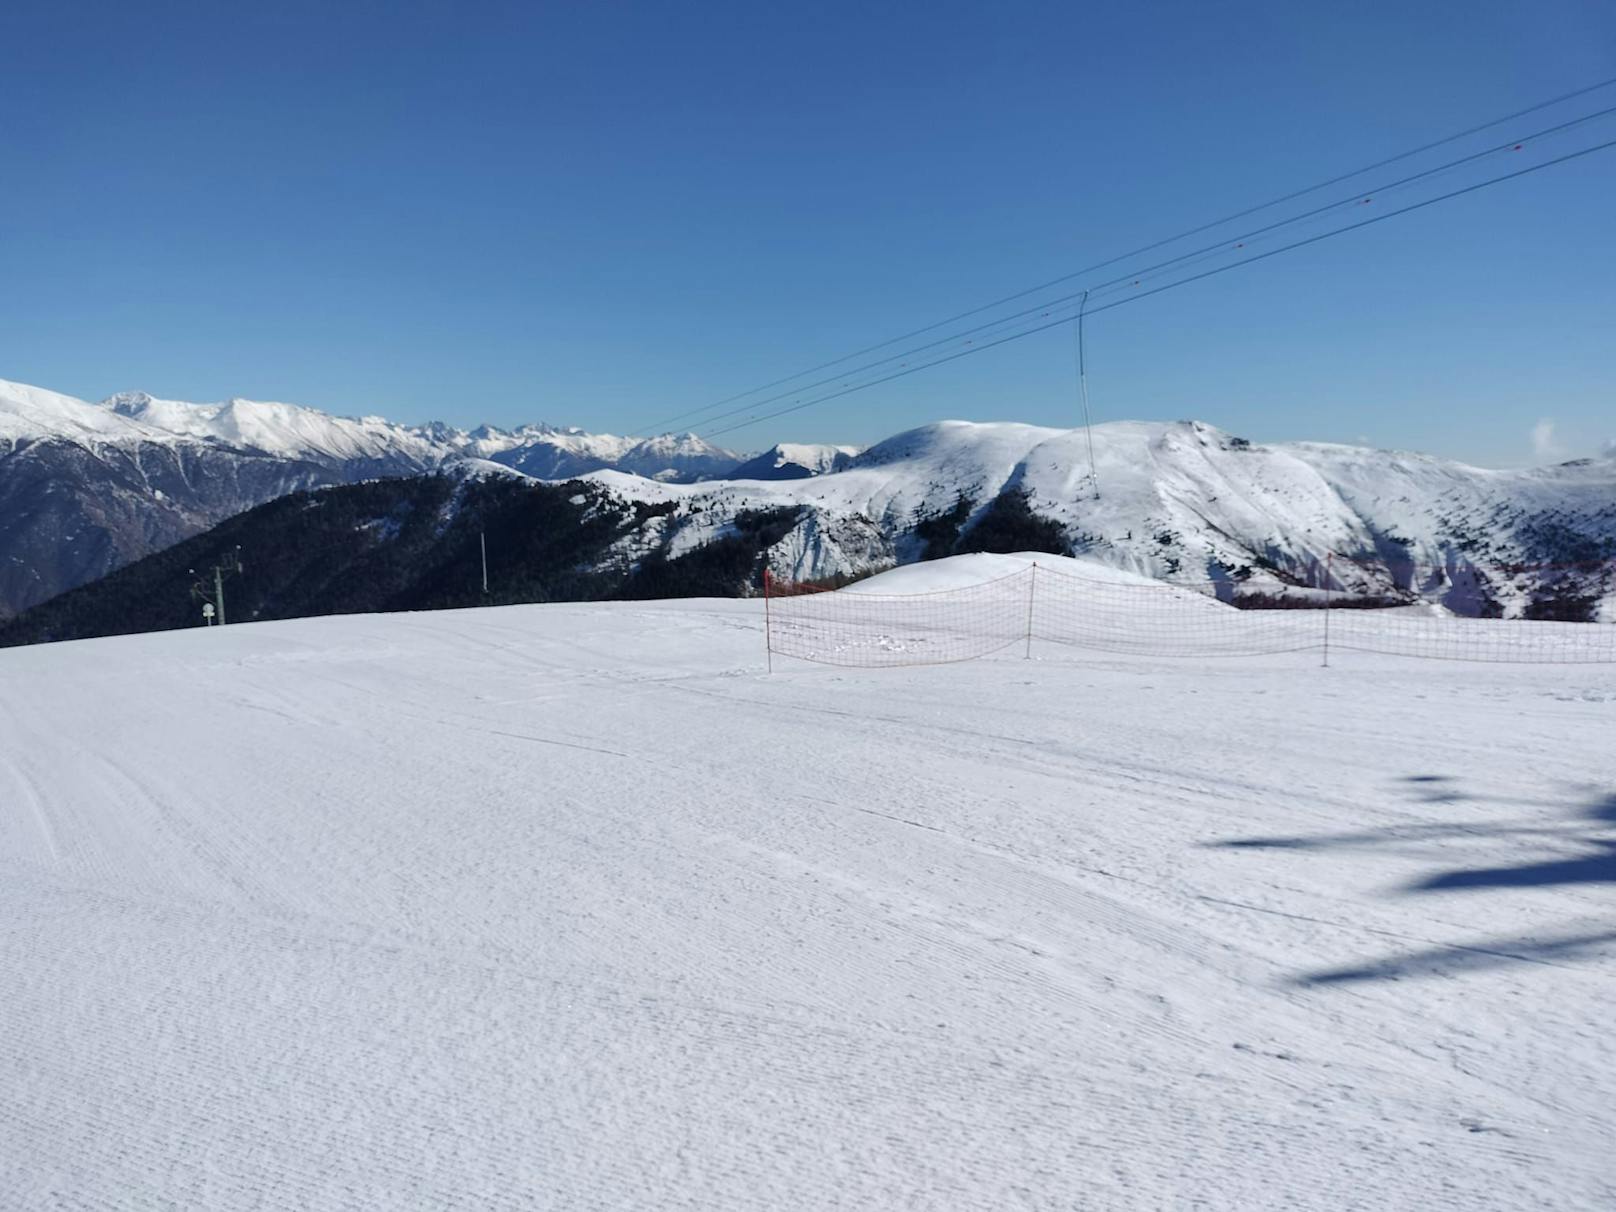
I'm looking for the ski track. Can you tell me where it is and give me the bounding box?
[1,598,1612,1208]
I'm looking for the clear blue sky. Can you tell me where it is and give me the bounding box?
[2,0,1612,465]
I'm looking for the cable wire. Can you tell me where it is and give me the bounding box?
[1077,290,1098,498]
[644,75,1616,432]
[701,135,1616,439]
[691,106,1616,435]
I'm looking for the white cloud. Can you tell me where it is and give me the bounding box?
[1530,418,1564,462]
[1602,437,1616,459]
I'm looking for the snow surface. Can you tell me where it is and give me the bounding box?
[2,573,1612,1208]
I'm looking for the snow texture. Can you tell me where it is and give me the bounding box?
[2,574,1612,1208]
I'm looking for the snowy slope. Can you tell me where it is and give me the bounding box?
[104,391,451,464]
[0,378,169,444]
[615,432,748,481]
[1,585,1612,1207]
[845,550,1171,592]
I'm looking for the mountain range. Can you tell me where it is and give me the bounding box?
[2,374,1613,634]
[0,378,768,616]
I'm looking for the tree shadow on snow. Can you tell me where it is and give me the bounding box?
[1296,928,1616,986]
[1204,776,1616,985]
[1412,840,1616,892]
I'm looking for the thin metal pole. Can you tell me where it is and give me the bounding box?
[481,532,489,596]
[1322,553,1333,668]
[215,565,227,626]
[1077,290,1100,499]
[1024,562,1037,659]
[764,568,774,673]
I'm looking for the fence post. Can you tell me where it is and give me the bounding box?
[1321,552,1332,668]
[1024,562,1037,659]
[764,567,774,674]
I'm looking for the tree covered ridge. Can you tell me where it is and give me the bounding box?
[0,476,797,648]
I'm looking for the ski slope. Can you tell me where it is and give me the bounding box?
[2,585,1612,1208]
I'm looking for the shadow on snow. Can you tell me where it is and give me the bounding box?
[1204,777,1616,985]
[1296,929,1616,986]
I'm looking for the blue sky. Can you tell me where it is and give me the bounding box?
[2,0,1612,465]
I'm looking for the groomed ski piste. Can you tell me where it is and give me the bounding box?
[2,554,1612,1209]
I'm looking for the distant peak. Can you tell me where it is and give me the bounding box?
[102,391,157,413]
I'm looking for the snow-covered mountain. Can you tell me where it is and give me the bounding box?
[5,374,1614,622]
[0,378,746,615]
[100,388,746,479]
[729,442,862,480]
[577,419,1616,619]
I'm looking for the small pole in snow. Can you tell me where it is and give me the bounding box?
[481,531,489,597]
[763,567,774,674]
[1322,553,1333,668]
[1024,562,1037,659]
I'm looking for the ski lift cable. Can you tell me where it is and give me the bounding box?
[701,135,1616,440]
[694,108,1616,436]
[645,75,1616,432]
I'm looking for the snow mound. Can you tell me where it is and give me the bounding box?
[846,551,1170,594]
